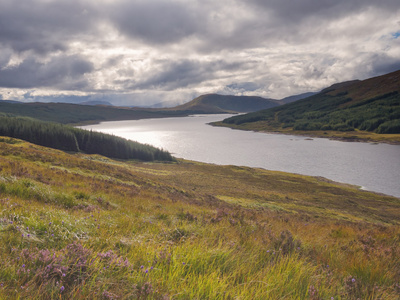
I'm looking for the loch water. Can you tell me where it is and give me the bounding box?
[80,114,400,198]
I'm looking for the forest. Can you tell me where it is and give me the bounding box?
[223,91,400,134]
[0,116,174,161]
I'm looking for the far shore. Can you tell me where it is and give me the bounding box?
[210,121,400,145]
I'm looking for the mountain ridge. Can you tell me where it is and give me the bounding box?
[166,93,280,113]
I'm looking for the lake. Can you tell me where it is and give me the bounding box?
[80,114,400,198]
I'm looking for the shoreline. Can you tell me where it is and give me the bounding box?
[210,121,400,145]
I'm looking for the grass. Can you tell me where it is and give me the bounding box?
[0,137,399,299]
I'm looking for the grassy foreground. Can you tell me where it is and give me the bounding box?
[0,137,399,299]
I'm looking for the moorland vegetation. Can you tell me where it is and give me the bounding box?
[0,137,399,299]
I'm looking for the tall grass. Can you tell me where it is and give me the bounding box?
[0,138,399,299]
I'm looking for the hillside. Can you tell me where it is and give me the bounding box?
[280,92,318,104]
[168,94,280,113]
[0,137,399,299]
[218,70,400,143]
[0,101,189,125]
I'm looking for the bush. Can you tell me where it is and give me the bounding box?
[376,120,400,133]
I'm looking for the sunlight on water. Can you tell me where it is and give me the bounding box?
[80,115,400,198]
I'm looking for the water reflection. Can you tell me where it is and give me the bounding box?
[80,115,400,198]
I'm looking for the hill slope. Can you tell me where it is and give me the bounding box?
[280,92,318,104]
[0,101,188,125]
[219,70,400,140]
[169,94,280,113]
[0,138,399,299]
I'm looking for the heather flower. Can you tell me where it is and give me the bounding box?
[102,290,119,299]
[60,286,65,292]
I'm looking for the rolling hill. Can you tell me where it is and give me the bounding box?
[0,101,189,125]
[219,70,400,139]
[167,94,280,113]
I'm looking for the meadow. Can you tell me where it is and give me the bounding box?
[0,137,399,299]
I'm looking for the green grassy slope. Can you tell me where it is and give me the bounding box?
[219,70,400,140]
[0,138,399,299]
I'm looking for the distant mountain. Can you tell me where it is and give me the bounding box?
[280,92,317,104]
[80,100,113,106]
[1,100,22,104]
[168,94,280,113]
[222,69,400,134]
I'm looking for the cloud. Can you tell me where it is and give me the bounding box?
[132,58,248,91]
[0,54,94,89]
[0,0,99,55]
[0,0,399,103]
[108,0,200,45]
[367,54,400,77]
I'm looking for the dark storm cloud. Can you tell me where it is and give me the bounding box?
[0,0,98,54]
[109,0,200,45]
[0,55,94,89]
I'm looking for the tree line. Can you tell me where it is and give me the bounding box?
[0,116,174,161]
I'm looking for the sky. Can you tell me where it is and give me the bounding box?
[0,0,400,107]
